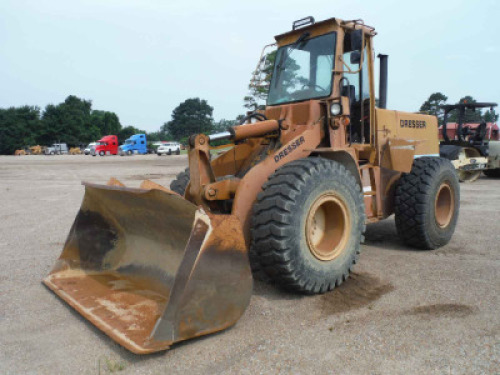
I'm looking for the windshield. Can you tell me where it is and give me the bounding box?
[125,140,133,145]
[268,33,336,106]
[96,142,107,146]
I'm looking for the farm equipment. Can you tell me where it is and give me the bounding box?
[439,102,498,181]
[14,149,27,156]
[29,145,44,155]
[44,16,460,354]
[69,147,82,155]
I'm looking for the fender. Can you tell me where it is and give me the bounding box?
[232,123,322,244]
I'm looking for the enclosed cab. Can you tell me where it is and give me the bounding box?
[84,142,96,155]
[93,135,118,156]
[120,134,147,155]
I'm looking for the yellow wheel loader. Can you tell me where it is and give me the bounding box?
[44,16,460,354]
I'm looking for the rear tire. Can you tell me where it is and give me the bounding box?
[170,168,190,195]
[484,168,500,178]
[394,157,459,250]
[250,158,365,294]
[176,148,181,155]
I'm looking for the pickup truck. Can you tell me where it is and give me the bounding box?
[157,142,181,155]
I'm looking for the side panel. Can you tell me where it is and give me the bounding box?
[376,109,439,172]
[232,124,322,244]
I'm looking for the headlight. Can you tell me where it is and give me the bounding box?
[330,103,342,116]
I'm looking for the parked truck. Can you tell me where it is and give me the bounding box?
[45,143,68,155]
[119,134,147,155]
[156,141,181,155]
[92,135,118,156]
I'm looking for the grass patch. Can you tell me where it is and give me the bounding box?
[97,356,127,374]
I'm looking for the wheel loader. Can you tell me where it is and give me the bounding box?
[439,101,499,181]
[43,17,460,354]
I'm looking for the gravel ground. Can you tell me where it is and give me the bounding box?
[0,155,498,375]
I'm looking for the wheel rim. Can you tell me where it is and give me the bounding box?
[434,182,455,228]
[305,193,351,261]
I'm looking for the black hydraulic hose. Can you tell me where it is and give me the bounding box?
[238,112,268,125]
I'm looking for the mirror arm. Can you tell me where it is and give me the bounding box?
[333,45,365,75]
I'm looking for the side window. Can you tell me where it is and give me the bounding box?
[342,48,369,102]
[316,55,333,89]
[141,141,145,144]
[342,50,360,102]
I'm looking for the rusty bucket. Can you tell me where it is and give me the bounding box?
[43,180,252,354]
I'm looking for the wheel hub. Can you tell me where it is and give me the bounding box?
[434,182,454,228]
[305,193,350,261]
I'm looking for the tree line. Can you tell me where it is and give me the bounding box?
[419,93,497,125]
[2,81,497,155]
[0,95,150,155]
[0,95,240,155]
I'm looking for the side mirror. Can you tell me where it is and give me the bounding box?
[350,29,363,51]
[350,51,361,65]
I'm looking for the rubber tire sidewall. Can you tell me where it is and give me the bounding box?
[395,157,460,249]
[291,175,362,285]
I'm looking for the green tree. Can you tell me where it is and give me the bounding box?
[447,96,484,124]
[166,98,214,140]
[213,118,235,133]
[118,125,145,143]
[244,51,304,110]
[39,95,95,146]
[90,110,121,137]
[419,92,448,125]
[483,109,499,122]
[0,106,40,154]
[146,131,164,142]
[244,50,277,111]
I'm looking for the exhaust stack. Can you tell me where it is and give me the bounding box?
[378,54,388,109]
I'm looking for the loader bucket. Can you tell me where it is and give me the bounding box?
[43,181,252,354]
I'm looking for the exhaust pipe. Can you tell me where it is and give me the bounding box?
[378,54,388,109]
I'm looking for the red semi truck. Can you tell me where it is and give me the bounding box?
[93,135,119,156]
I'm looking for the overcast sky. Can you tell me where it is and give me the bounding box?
[1,0,499,132]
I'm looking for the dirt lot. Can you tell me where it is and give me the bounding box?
[0,155,498,374]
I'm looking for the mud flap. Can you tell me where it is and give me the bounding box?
[43,181,252,354]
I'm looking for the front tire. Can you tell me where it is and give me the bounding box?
[170,168,190,195]
[99,151,105,156]
[394,157,459,250]
[250,158,365,294]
